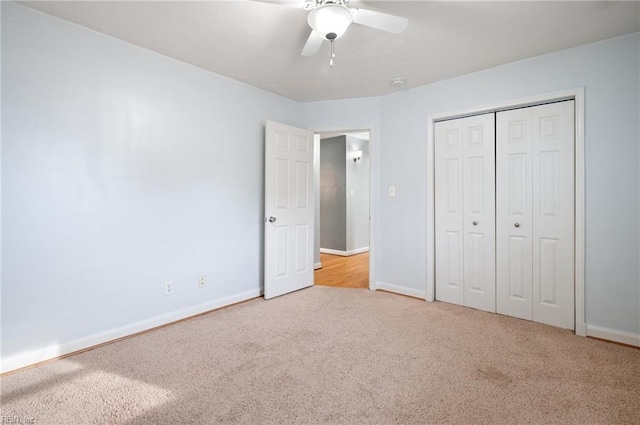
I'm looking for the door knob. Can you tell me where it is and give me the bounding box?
[472,221,478,226]
[268,217,276,223]
[514,223,520,228]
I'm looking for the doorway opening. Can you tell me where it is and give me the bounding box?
[313,130,371,289]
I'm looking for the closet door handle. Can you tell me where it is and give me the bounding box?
[514,223,520,228]
[472,221,478,226]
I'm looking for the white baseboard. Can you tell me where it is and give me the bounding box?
[575,322,587,337]
[376,281,426,300]
[425,290,434,302]
[1,288,261,374]
[320,247,369,257]
[586,325,640,347]
[314,262,322,270]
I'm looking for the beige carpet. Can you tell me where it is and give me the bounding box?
[1,286,639,424]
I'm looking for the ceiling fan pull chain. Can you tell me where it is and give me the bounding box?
[330,40,335,67]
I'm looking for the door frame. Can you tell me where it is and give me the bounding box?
[425,87,586,336]
[310,125,376,290]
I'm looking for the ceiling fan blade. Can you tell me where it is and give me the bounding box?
[301,30,325,56]
[351,8,408,34]
[252,0,314,10]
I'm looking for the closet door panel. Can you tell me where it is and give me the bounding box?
[532,101,575,329]
[496,109,534,320]
[462,113,496,313]
[435,119,464,305]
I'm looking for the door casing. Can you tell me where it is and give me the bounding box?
[311,125,376,290]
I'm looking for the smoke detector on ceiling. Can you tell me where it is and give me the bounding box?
[391,78,405,87]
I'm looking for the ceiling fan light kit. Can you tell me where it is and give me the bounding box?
[299,0,409,67]
[307,3,353,40]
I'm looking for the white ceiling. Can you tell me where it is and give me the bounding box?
[20,1,640,102]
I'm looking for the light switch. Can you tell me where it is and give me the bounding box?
[350,189,355,196]
[389,186,396,197]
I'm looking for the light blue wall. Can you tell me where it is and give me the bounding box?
[1,3,302,359]
[2,1,639,367]
[305,33,640,334]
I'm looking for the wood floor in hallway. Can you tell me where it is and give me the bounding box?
[314,252,369,289]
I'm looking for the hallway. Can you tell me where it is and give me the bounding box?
[314,252,369,289]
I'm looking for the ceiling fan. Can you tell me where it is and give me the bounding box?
[286,0,409,65]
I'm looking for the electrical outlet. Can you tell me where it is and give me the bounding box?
[165,281,173,295]
[198,276,206,288]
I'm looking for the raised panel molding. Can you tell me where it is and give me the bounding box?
[295,224,309,273]
[275,226,289,278]
[539,237,559,306]
[539,151,559,217]
[539,115,559,140]
[446,231,461,288]
[508,153,527,216]
[508,120,527,143]
[276,131,289,150]
[446,159,460,213]
[295,136,309,153]
[508,236,526,299]
[469,157,484,214]
[468,233,485,292]
[295,161,308,208]
[446,129,459,149]
[468,126,483,146]
[275,158,289,209]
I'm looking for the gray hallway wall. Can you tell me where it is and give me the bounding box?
[319,136,347,251]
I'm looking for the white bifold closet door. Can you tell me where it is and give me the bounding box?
[435,113,496,313]
[496,100,575,329]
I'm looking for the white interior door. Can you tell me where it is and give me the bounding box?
[496,107,534,320]
[264,121,314,299]
[435,119,464,305]
[496,101,575,329]
[435,113,495,311]
[462,113,496,313]
[531,101,575,329]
